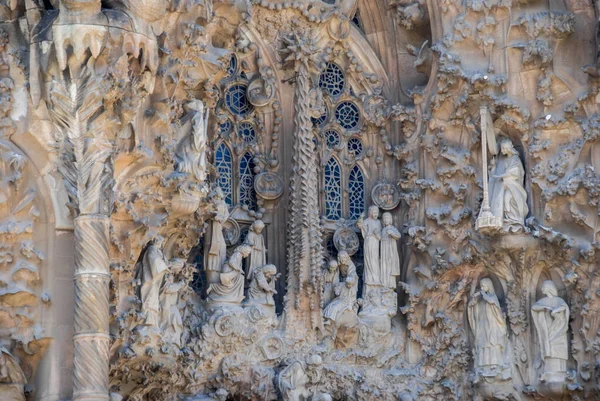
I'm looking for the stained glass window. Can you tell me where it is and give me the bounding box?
[191,237,205,295]
[226,55,237,77]
[352,10,363,32]
[324,130,341,149]
[347,137,363,156]
[319,63,345,97]
[311,104,328,127]
[225,84,253,116]
[219,119,232,135]
[238,122,256,143]
[348,165,365,219]
[324,157,342,220]
[215,143,233,206]
[335,101,360,130]
[239,152,256,208]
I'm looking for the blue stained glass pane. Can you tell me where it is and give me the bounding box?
[324,130,341,149]
[226,54,237,77]
[225,84,253,116]
[219,119,232,135]
[319,63,345,97]
[324,158,342,220]
[238,122,256,143]
[347,137,363,156]
[348,165,365,220]
[239,152,256,209]
[336,101,360,130]
[215,144,233,206]
[191,236,205,295]
[352,10,363,32]
[311,103,328,127]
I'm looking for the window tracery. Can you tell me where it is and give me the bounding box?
[348,165,365,220]
[215,143,233,206]
[239,152,257,208]
[324,157,342,220]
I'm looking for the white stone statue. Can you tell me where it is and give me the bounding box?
[0,345,26,401]
[323,251,358,324]
[357,206,382,288]
[467,278,509,378]
[159,266,186,346]
[244,220,266,282]
[174,99,209,182]
[135,236,169,326]
[207,244,252,304]
[489,138,529,232]
[380,212,401,289]
[247,264,278,306]
[206,188,229,284]
[532,280,569,383]
[322,259,339,307]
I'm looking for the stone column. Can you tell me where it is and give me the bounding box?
[73,215,110,401]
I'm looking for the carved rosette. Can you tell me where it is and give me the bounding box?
[73,215,110,401]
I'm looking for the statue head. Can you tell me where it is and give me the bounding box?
[237,244,253,257]
[188,99,204,113]
[368,205,379,219]
[382,212,393,226]
[328,259,339,272]
[262,264,277,278]
[338,250,350,265]
[541,280,558,298]
[214,187,224,200]
[152,235,165,247]
[479,278,495,294]
[251,220,265,233]
[500,138,517,156]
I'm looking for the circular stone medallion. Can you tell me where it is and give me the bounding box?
[254,172,284,200]
[333,227,360,256]
[222,219,241,246]
[372,182,401,210]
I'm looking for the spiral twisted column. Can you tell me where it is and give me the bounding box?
[72,215,110,401]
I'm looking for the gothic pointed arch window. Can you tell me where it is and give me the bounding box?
[215,143,233,206]
[324,157,342,220]
[239,152,256,209]
[348,165,365,220]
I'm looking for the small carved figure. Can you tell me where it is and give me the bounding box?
[467,278,510,378]
[323,251,358,325]
[357,206,382,287]
[0,345,26,401]
[322,259,339,307]
[207,244,252,304]
[174,99,209,182]
[247,264,278,306]
[135,236,169,326]
[380,212,401,289]
[159,266,186,346]
[206,188,229,284]
[489,139,529,232]
[244,220,266,282]
[532,280,569,383]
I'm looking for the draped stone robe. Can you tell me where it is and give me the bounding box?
[136,244,169,326]
[532,295,569,372]
[245,230,266,282]
[489,153,528,231]
[380,225,401,288]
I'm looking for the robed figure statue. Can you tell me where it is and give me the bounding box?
[467,278,510,379]
[532,280,569,383]
[206,188,229,284]
[136,236,169,326]
[357,206,382,288]
[207,244,252,304]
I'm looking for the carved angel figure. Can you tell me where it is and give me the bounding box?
[244,220,266,282]
[467,278,509,378]
[247,264,278,306]
[207,244,252,304]
[174,99,209,182]
[159,267,186,346]
[532,280,569,383]
[323,251,358,323]
[135,236,170,326]
[206,188,229,284]
[380,212,401,289]
[357,206,382,287]
[489,139,529,232]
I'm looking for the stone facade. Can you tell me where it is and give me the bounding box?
[1,0,600,400]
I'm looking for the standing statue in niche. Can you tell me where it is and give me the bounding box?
[206,188,229,285]
[380,212,401,289]
[0,345,26,401]
[467,278,510,379]
[489,138,529,232]
[532,280,569,383]
[135,236,170,326]
[322,259,340,307]
[174,99,209,182]
[207,244,252,304]
[247,264,279,309]
[244,220,266,282]
[159,266,186,346]
[357,206,382,288]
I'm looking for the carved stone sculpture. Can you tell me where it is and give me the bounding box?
[206,189,229,285]
[357,206,382,288]
[380,212,401,289]
[0,346,26,401]
[246,264,278,315]
[207,244,252,305]
[174,100,209,183]
[244,220,266,282]
[322,259,339,307]
[135,237,170,326]
[532,281,569,383]
[159,266,186,346]
[467,278,510,380]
